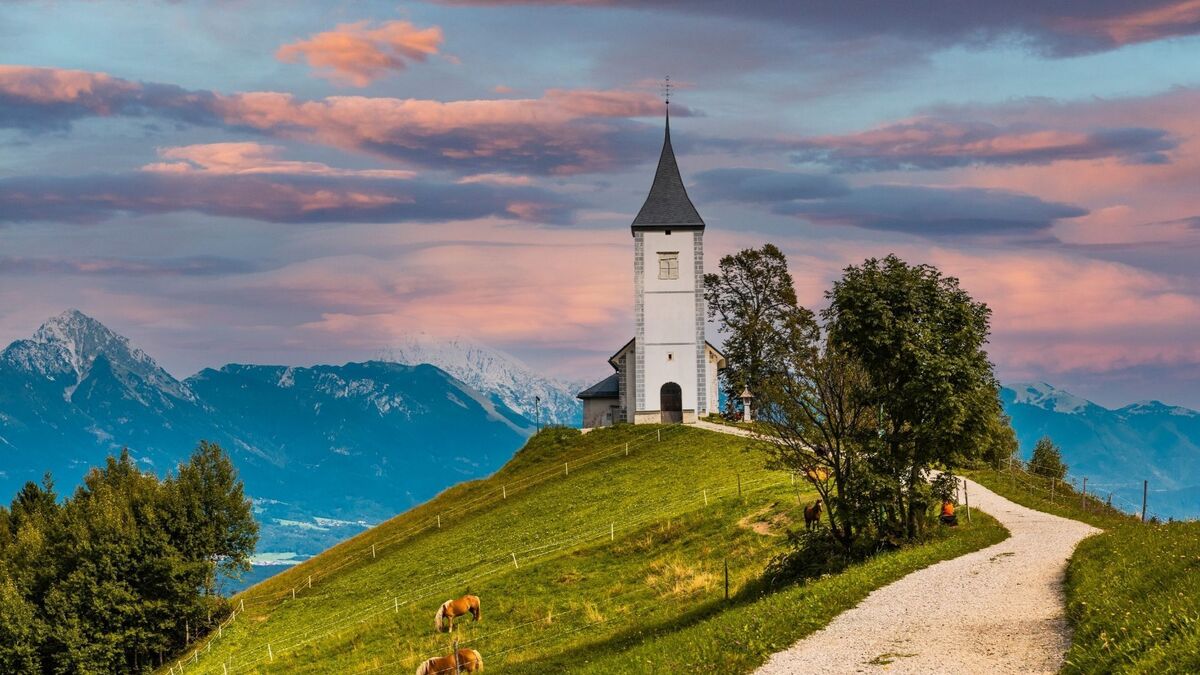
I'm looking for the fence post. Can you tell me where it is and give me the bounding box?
[724,558,730,601]
[1009,457,1015,491]
[625,442,629,456]
[564,462,569,476]
[372,543,376,559]
[511,552,518,569]
[437,514,441,529]
[308,575,312,589]
[963,479,971,523]
[1081,477,1088,510]
[737,473,742,499]
[223,664,228,675]
[267,644,273,662]
[657,429,661,442]
[291,587,295,600]
[502,485,507,499]
[1142,479,1148,522]
[453,639,460,671]
[239,598,244,612]
[1051,478,1056,504]
[394,597,399,613]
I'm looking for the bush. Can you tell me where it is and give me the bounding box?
[762,529,858,587]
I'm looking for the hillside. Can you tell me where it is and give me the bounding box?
[0,310,533,564]
[170,425,1006,674]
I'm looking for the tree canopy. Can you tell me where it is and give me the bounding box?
[704,244,817,410]
[0,442,257,673]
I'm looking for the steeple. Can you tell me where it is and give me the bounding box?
[631,105,705,233]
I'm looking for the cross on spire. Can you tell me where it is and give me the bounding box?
[662,75,672,106]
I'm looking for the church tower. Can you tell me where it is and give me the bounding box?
[630,108,710,423]
[576,104,724,428]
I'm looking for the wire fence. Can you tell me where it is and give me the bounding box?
[162,424,777,674]
[991,456,1166,523]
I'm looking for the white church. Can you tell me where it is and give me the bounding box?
[577,109,726,426]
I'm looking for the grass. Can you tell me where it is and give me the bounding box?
[968,465,1200,673]
[171,425,1006,674]
[1062,521,1200,674]
[964,466,1136,530]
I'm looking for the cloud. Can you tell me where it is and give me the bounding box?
[436,1,1200,55]
[276,20,444,86]
[693,168,849,202]
[776,184,1086,236]
[790,119,1176,172]
[0,255,255,277]
[0,172,576,225]
[0,66,681,174]
[143,142,417,178]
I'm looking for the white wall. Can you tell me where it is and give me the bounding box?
[638,229,700,413]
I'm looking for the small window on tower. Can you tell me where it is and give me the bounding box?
[658,252,679,280]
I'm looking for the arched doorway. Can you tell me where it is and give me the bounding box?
[660,382,683,423]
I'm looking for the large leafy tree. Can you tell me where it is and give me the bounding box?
[825,255,1003,538]
[0,441,257,673]
[704,244,817,409]
[1029,436,1068,480]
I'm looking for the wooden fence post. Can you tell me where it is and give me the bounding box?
[724,559,730,601]
[372,543,376,559]
[657,429,661,442]
[1051,478,1056,504]
[1137,473,1147,521]
[564,462,569,476]
[625,442,629,456]
[610,523,614,541]
[502,485,507,499]
[1081,477,1088,510]
[437,514,441,529]
[511,552,518,569]
[737,473,742,499]
[703,488,708,506]
[453,639,460,671]
[963,479,971,523]
[307,575,312,589]
[291,587,295,600]
[394,597,399,613]
[267,644,273,662]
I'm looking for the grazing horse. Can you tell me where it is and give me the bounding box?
[803,499,823,531]
[435,594,481,633]
[415,648,484,674]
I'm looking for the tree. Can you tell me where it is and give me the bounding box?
[704,244,817,409]
[166,441,258,584]
[825,255,1005,538]
[1029,436,1068,480]
[759,340,877,552]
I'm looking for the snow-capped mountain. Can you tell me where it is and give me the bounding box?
[1001,382,1200,520]
[0,311,534,575]
[381,333,582,427]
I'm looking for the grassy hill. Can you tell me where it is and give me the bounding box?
[171,425,1005,674]
[968,466,1200,673]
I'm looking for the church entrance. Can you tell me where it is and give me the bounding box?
[660,382,683,423]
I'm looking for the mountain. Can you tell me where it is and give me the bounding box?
[381,332,583,427]
[1002,382,1200,520]
[0,310,534,575]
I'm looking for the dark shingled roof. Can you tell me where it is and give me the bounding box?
[631,109,704,233]
[577,372,620,400]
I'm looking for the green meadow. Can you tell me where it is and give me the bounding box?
[173,426,1005,674]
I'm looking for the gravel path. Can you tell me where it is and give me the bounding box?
[754,477,1099,675]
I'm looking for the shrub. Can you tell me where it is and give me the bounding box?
[1029,436,1067,481]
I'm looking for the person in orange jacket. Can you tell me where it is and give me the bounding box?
[940,500,958,526]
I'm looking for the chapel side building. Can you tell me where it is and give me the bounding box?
[578,110,725,427]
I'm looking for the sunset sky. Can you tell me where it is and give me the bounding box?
[3,1,1200,408]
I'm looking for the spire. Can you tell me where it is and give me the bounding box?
[631,103,704,233]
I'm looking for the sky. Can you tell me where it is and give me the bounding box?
[2,1,1200,409]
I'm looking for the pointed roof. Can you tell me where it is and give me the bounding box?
[631,107,704,233]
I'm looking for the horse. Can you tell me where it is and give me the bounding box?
[435,594,481,633]
[415,648,484,674]
[803,499,823,531]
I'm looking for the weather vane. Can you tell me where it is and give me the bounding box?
[663,75,672,106]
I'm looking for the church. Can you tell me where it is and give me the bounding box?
[577,109,726,427]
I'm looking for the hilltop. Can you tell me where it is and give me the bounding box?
[172,425,1005,673]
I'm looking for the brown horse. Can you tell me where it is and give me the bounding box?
[435,595,481,633]
[415,648,483,674]
[804,499,823,531]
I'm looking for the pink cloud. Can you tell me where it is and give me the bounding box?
[143,142,416,178]
[1054,0,1200,47]
[0,65,136,106]
[276,20,444,87]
